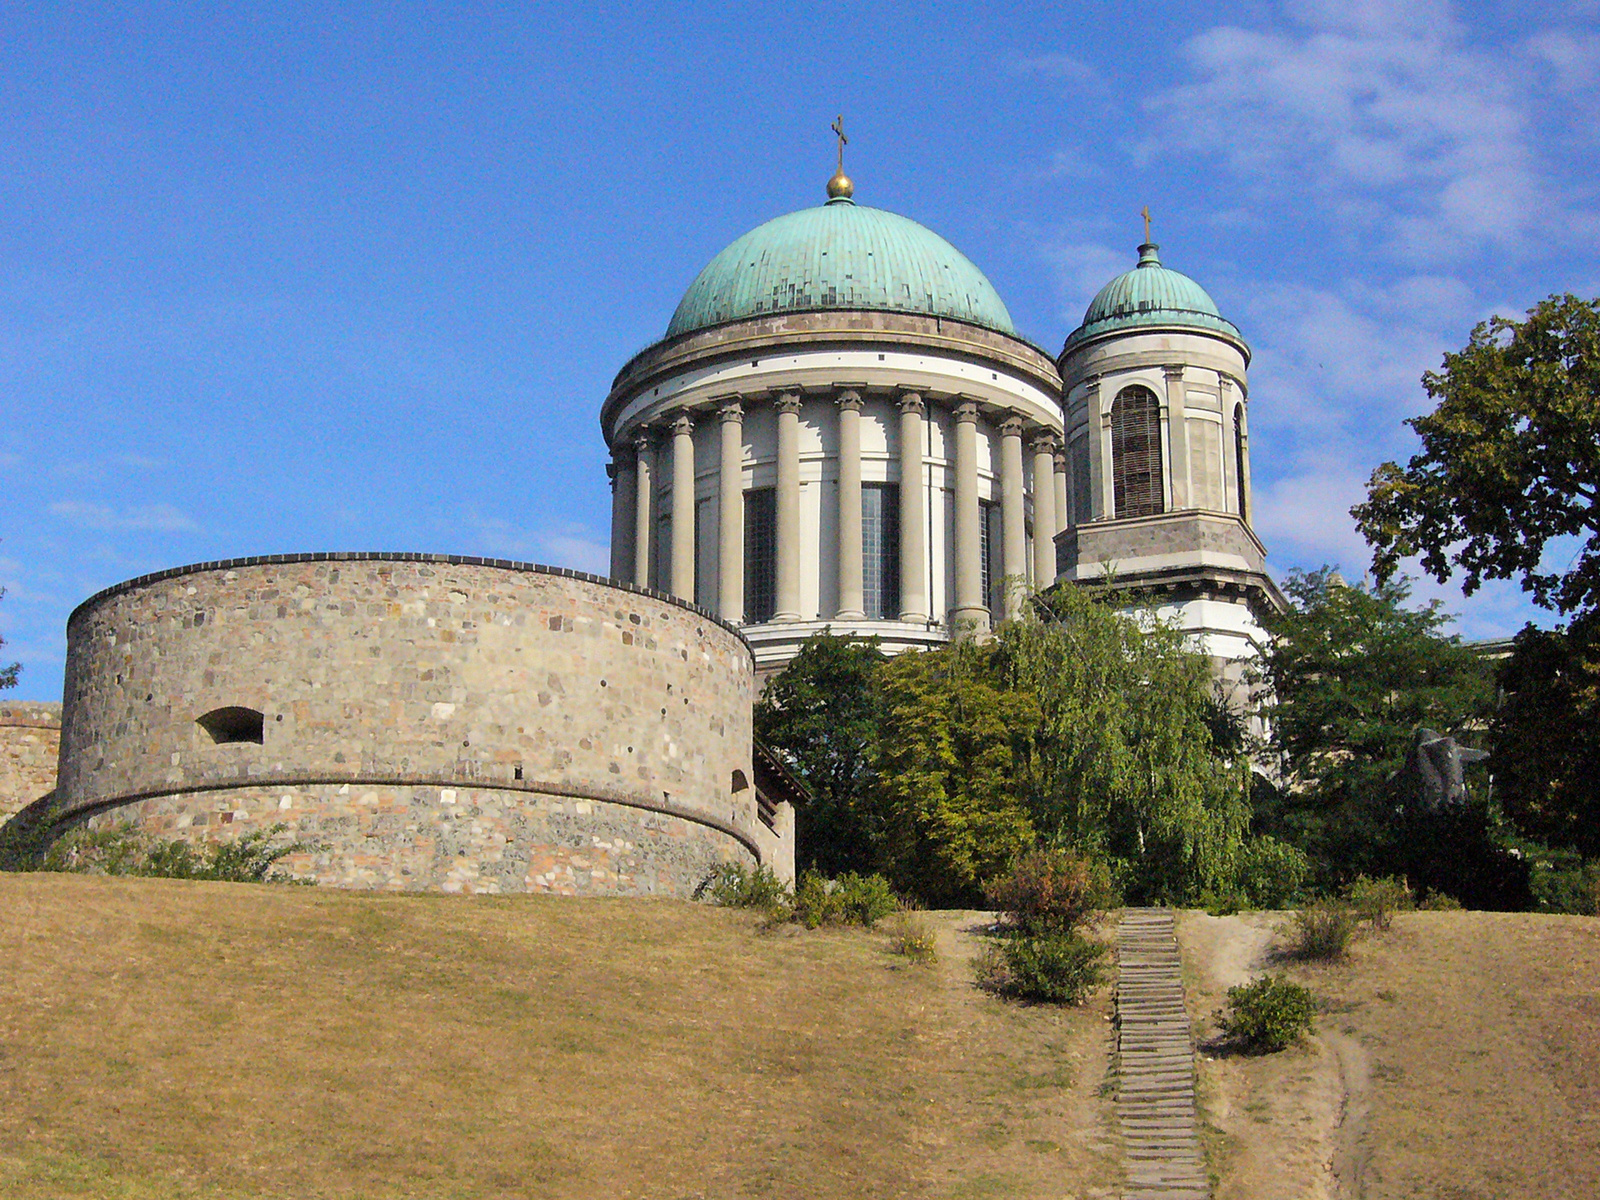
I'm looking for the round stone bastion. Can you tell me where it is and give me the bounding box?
[52,553,783,896]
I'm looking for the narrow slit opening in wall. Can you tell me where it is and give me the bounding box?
[196,706,265,745]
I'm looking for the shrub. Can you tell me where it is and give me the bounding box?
[888,911,938,966]
[1527,855,1600,916]
[1238,836,1312,908]
[695,862,791,912]
[984,848,1117,936]
[791,870,900,929]
[1345,874,1414,931]
[1416,889,1464,911]
[1218,974,1317,1052]
[975,932,1109,1005]
[13,820,309,883]
[1292,901,1358,960]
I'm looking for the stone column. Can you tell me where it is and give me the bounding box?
[999,414,1027,619]
[774,392,803,622]
[670,413,696,602]
[607,458,627,582]
[718,400,744,621]
[897,392,928,623]
[1092,379,1114,519]
[1219,375,1238,516]
[632,431,653,588]
[1164,365,1191,510]
[1053,446,1069,532]
[1030,433,1058,589]
[950,400,986,633]
[834,391,865,620]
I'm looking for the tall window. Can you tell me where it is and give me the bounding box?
[654,512,672,592]
[1111,385,1164,519]
[1233,403,1248,521]
[744,487,776,623]
[1071,436,1092,524]
[862,483,901,620]
[980,499,1002,613]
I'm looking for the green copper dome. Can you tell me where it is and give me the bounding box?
[665,196,1017,339]
[1062,243,1245,353]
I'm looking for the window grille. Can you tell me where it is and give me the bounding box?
[981,499,1002,614]
[862,483,901,620]
[744,488,776,623]
[1111,386,1164,518]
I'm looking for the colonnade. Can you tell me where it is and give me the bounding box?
[611,389,1066,630]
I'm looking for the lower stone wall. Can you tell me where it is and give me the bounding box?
[84,782,756,897]
[0,702,61,821]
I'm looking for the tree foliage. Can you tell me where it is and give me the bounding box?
[757,585,1255,907]
[0,580,18,692]
[754,631,886,876]
[1353,294,1600,618]
[996,585,1251,904]
[1491,615,1600,860]
[1251,567,1499,890]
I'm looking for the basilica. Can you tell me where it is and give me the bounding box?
[601,154,1281,684]
[2,143,1282,898]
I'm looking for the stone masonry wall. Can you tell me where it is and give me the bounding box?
[0,701,61,820]
[57,555,763,896]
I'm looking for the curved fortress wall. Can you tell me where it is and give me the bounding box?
[55,554,777,896]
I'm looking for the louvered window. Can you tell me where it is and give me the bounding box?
[1234,403,1248,521]
[1111,386,1164,519]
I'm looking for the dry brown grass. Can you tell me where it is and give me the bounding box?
[1179,909,1600,1200]
[0,875,1118,1200]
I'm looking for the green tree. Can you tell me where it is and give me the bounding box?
[1491,615,1600,861]
[870,643,1038,906]
[1251,568,1496,887]
[754,631,886,875]
[998,584,1251,903]
[1353,294,1600,619]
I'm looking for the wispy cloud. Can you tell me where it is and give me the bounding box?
[47,500,200,533]
[461,514,610,575]
[1144,1,1572,260]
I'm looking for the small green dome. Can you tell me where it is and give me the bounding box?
[665,197,1017,339]
[1062,243,1245,353]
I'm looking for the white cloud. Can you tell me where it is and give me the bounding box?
[462,514,610,576]
[1008,53,1098,88]
[1040,240,1133,324]
[47,500,199,533]
[1147,3,1559,259]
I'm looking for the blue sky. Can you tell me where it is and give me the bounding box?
[2,0,1597,701]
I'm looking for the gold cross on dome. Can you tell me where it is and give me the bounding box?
[832,115,848,171]
[1142,205,1152,243]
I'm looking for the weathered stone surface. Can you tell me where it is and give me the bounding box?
[53,555,783,895]
[0,701,61,820]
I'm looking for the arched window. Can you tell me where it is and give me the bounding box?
[1233,402,1248,521]
[1111,386,1164,519]
[197,706,264,745]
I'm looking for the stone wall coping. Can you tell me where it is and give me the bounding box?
[0,701,63,728]
[65,552,752,657]
[50,771,767,862]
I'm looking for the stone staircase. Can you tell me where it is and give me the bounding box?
[1115,908,1209,1200]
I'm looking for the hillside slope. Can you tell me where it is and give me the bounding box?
[0,875,1118,1200]
[1178,909,1600,1199]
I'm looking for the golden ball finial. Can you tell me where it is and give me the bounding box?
[827,168,854,201]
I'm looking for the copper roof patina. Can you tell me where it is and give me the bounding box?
[665,195,1017,340]
[1062,242,1246,354]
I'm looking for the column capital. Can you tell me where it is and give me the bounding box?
[606,461,618,482]
[953,400,980,424]
[670,412,694,435]
[775,392,803,414]
[1054,446,1069,469]
[1163,363,1186,381]
[897,391,925,415]
[835,389,864,412]
[718,399,744,423]
[1218,374,1235,394]
[1029,431,1059,454]
[632,429,654,451]
[998,413,1026,437]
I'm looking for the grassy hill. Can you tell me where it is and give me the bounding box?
[0,875,1117,1200]
[1178,909,1600,1199]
